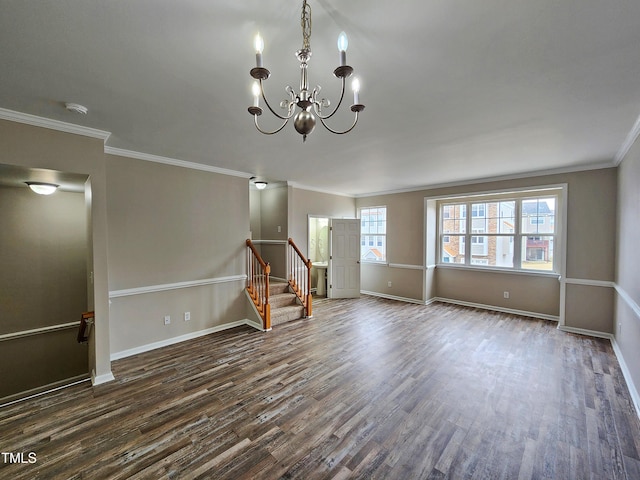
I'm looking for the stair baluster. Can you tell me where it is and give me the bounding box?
[288,238,312,318]
[246,239,271,330]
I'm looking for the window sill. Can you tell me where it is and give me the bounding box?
[436,263,561,279]
[361,261,388,266]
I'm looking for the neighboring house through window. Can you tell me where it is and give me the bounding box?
[438,188,561,272]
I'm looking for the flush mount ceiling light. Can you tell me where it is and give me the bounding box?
[254,181,268,190]
[248,0,365,142]
[25,182,59,195]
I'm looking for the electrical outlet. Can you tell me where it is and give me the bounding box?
[184,311,191,321]
[388,281,392,287]
[618,322,622,335]
[164,315,171,325]
[503,291,510,299]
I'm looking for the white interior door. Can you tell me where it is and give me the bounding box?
[328,219,361,298]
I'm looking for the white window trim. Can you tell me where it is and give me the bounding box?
[436,186,565,274]
[359,205,387,263]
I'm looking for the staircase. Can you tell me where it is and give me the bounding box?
[246,238,312,330]
[269,281,305,326]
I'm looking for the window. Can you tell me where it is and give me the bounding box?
[438,190,560,272]
[440,203,466,264]
[360,206,386,262]
[472,203,485,217]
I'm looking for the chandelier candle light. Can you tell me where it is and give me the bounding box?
[248,0,365,142]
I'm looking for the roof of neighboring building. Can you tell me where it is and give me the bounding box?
[443,245,458,258]
[364,248,383,259]
[522,201,553,215]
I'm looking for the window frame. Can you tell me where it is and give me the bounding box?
[437,189,562,274]
[359,205,387,263]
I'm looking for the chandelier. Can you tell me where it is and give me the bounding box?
[248,0,365,142]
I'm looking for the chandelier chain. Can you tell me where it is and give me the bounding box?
[301,0,312,50]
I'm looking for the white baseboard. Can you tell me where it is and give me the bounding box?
[611,337,640,419]
[360,290,424,305]
[0,375,90,408]
[557,325,640,420]
[91,369,115,386]
[611,284,640,420]
[363,291,558,320]
[432,297,560,322]
[110,319,264,362]
[557,325,613,340]
[244,319,267,332]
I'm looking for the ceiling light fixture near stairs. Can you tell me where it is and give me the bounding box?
[25,182,59,195]
[248,0,365,142]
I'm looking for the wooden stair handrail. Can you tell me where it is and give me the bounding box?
[246,239,268,269]
[77,311,94,343]
[288,237,307,261]
[288,237,312,318]
[246,239,271,330]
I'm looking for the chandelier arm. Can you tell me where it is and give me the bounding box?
[259,80,296,121]
[318,111,360,135]
[253,114,290,135]
[312,77,347,120]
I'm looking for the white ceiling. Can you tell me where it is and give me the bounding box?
[1,0,640,196]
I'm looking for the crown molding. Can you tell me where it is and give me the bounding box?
[0,107,111,141]
[287,181,355,198]
[104,146,253,179]
[614,112,640,166]
[355,161,616,198]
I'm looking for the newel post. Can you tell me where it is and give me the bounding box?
[264,263,271,330]
[306,258,313,317]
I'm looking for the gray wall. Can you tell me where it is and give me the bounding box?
[615,137,640,409]
[356,168,618,331]
[249,188,262,240]
[290,187,356,292]
[255,185,289,278]
[0,119,111,384]
[249,184,355,278]
[106,154,250,355]
[260,185,289,242]
[290,187,356,258]
[0,187,88,399]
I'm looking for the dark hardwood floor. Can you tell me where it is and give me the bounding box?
[1,297,639,479]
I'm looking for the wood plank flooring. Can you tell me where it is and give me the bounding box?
[1,297,639,479]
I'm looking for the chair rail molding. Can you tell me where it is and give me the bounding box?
[109,274,247,298]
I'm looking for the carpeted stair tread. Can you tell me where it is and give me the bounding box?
[270,304,305,326]
[270,292,298,308]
